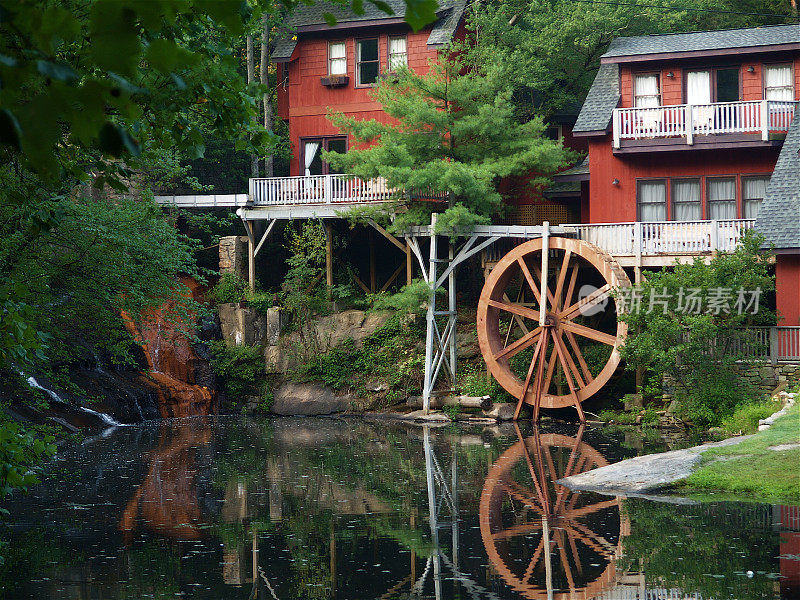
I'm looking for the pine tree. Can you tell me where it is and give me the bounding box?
[325,55,574,232]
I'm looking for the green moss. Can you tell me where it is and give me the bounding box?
[684,403,800,503]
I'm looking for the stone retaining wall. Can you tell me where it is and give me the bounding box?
[662,362,800,403]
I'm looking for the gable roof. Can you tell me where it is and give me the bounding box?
[755,113,800,250]
[272,0,466,61]
[572,63,619,134]
[602,23,800,62]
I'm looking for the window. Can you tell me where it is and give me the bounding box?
[388,36,407,70]
[764,64,794,101]
[328,41,347,76]
[715,67,740,102]
[671,179,701,221]
[707,177,737,219]
[637,180,667,221]
[302,137,347,175]
[634,74,660,107]
[357,38,379,85]
[742,175,770,219]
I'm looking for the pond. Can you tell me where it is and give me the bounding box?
[2,417,798,599]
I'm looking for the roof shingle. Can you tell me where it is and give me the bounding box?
[572,63,619,134]
[755,113,800,250]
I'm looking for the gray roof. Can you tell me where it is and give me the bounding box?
[272,0,466,61]
[755,113,800,250]
[572,63,619,133]
[603,24,800,60]
[553,157,589,181]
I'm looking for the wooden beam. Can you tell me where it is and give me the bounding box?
[406,243,412,286]
[369,228,376,293]
[380,262,405,293]
[368,219,406,252]
[352,273,370,294]
[325,222,333,289]
[253,219,277,257]
[245,220,256,292]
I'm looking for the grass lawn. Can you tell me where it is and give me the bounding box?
[683,402,800,503]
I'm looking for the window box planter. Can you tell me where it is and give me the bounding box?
[320,75,349,87]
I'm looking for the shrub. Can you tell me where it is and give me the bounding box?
[210,273,248,305]
[720,399,777,434]
[246,291,277,314]
[208,340,264,401]
[460,363,512,402]
[370,280,435,316]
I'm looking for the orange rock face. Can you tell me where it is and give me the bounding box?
[123,276,217,418]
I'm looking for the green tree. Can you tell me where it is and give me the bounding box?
[619,232,775,428]
[325,56,573,233]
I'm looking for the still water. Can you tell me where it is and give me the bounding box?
[2,417,798,599]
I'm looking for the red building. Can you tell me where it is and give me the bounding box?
[570,24,800,324]
[272,0,466,177]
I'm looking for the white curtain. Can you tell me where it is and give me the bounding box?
[388,37,407,69]
[329,42,347,75]
[304,142,320,176]
[634,74,660,107]
[672,179,701,220]
[708,178,737,219]
[743,176,769,219]
[686,71,711,104]
[638,181,666,221]
[765,65,793,100]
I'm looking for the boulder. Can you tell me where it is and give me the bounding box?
[271,381,352,416]
[482,402,516,421]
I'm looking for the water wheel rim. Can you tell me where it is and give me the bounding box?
[479,432,625,600]
[477,237,631,410]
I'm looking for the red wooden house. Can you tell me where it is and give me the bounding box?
[568,24,800,325]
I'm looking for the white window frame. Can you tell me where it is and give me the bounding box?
[742,175,771,219]
[634,73,661,107]
[356,38,380,86]
[328,41,347,76]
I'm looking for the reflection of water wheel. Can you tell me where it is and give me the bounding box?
[477,237,631,417]
[479,427,626,600]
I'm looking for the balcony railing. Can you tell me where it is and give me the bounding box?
[249,174,396,206]
[613,100,797,148]
[566,219,755,256]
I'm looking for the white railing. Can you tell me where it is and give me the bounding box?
[564,219,755,256]
[153,193,248,208]
[249,174,397,206]
[613,100,798,147]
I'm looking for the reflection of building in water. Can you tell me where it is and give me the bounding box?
[119,422,212,540]
[480,424,626,600]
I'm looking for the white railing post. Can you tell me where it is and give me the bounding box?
[761,99,770,141]
[249,178,255,203]
[324,174,332,203]
[685,104,693,145]
[612,109,621,149]
[634,221,643,262]
[770,327,779,365]
[710,220,720,252]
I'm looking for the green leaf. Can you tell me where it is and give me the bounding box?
[398,0,438,30]
[322,12,338,26]
[170,73,187,90]
[98,122,141,157]
[351,0,365,15]
[0,109,22,150]
[89,2,142,76]
[0,54,18,68]
[36,60,78,83]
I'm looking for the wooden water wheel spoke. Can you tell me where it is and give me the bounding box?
[560,283,612,321]
[517,258,543,305]
[522,538,546,584]
[560,321,618,346]
[495,327,542,361]
[552,430,584,514]
[567,521,616,554]
[501,481,546,514]
[487,298,541,321]
[491,521,543,541]
[517,426,549,510]
[567,530,583,577]
[561,524,613,558]
[478,237,630,417]
[564,498,619,520]
[564,330,593,384]
[555,529,577,591]
[553,249,572,310]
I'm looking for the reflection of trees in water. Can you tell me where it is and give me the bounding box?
[480,425,624,600]
[620,499,781,600]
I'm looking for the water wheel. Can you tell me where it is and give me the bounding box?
[479,427,626,600]
[477,237,631,420]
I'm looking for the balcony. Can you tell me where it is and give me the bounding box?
[249,174,396,206]
[612,100,797,150]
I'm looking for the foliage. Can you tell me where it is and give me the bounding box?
[297,313,425,406]
[325,56,573,232]
[441,403,461,420]
[0,420,56,517]
[247,291,279,314]
[720,399,779,434]
[459,363,512,402]
[598,409,638,424]
[369,280,432,315]
[619,232,775,428]
[686,403,800,501]
[208,340,265,401]
[463,0,791,119]
[210,273,249,305]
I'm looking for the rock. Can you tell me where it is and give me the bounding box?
[623,393,644,410]
[758,424,770,431]
[218,236,248,278]
[218,303,267,347]
[399,410,452,422]
[266,308,288,345]
[482,402,516,421]
[271,382,352,416]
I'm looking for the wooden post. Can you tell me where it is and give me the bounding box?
[406,243,413,286]
[325,222,333,290]
[369,228,376,293]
